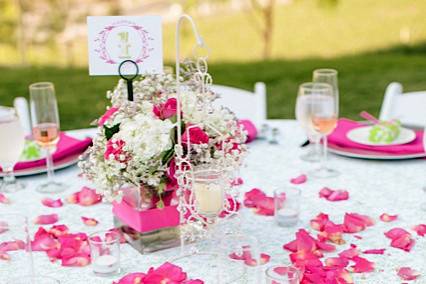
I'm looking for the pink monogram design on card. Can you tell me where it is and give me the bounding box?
[94,20,154,65]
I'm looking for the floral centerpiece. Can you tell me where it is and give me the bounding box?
[79,71,247,252]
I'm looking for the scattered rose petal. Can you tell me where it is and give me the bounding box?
[412,224,426,237]
[81,217,98,226]
[31,227,59,251]
[243,188,274,216]
[41,198,63,208]
[0,193,10,204]
[325,256,349,268]
[397,267,420,281]
[319,187,349,202]
[48,225,69,238]
[0,252,10,261]
[310,213,345,244]
[67,187,102,206]
[0,240,25,252]
[107,228,126,244]
[384,228,415,252]
[143,262,188,282]
[290,174,307,185]
[363,248,386,255]
[113,273,147,284]
[379,213,398,222]
[354,235,363,240]
[34,214,59,225]
[339,244,359,260]
[350,256,374,273]
[343,213,374,233]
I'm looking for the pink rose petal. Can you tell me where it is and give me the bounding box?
[113,273,147,284]
[338,245,359,260]
[379,213,398,222]
[319,187,349,202]
[81,217,98,226]
[41,198,63,208]
[290,174,307,185]
[0,252,10,261]
[350,256,374,273]
[343,213,374,233]
[412,224,426,237]
[0,240,25,252]
[385,228,415,252]
[397,267,420,281]
[363,248,386,255]
[0,193,10,204]
[325,256,349,268]
[243,188,274,216]
[67,187,102,206]
[34,214,59,225]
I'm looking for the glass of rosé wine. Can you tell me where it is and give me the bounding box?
[30,82,66,193]
[297,82,339,178]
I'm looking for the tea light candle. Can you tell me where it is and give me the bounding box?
[193,182,224,216]
[276,208,299,227]
[92,254,119,275]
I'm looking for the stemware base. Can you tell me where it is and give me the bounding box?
[36,181,67,194]
[300,152,321,163]
[309,167,340,179]
[0,180,26,193]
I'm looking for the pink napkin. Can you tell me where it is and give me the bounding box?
[5,133,92,172]
[238,119,257,143]
[328,119,424,155]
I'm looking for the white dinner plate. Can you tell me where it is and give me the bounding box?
[346,126,416,146]
[327,143,426,160]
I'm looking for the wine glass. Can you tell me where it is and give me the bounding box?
[29,82,66,193]
[298,82,339,178]
[296,95,322,162]
[0,107,26,192]
[0,213,34,281]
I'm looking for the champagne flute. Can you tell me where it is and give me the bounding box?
[296,95,322,162]
[313,68,339,106]
[0,107,26,192]
[29,82,66,193]
[299,82,339,178]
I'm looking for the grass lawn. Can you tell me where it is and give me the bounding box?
[1,46,425,130]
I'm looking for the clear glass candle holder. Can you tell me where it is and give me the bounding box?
[265,265,301,284]
[193,169,226,218]
[7,275,60,284]
[274,187,301,227]
[89,230,121,277]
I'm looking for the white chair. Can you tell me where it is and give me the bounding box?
[13,97,32,136]
[379,82,426,128]
[211,82,267,127]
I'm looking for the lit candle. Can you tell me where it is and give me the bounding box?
[193,182,224,216]
[92,254,119,275]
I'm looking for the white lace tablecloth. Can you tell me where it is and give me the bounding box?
[1,120,426,284]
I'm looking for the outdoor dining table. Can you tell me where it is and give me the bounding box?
[1,119,425,284]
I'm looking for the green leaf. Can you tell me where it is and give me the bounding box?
[104,124,120,140]
[161,147,175,165]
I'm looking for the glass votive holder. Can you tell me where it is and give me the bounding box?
[193,169,225,218]
[7,275,60,284]
[265,265,301,284]
[89,230,121,277]
[274,187,301,227]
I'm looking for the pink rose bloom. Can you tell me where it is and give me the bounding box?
[153,98,177,120]
[182,126,209,145]
[98,107,119,126]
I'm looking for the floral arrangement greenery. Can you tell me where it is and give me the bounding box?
[79,73,247,208]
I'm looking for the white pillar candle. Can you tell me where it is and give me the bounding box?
[193,182,224,216]
[92,254,119,274]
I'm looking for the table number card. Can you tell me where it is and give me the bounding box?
[87,16,163,75]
